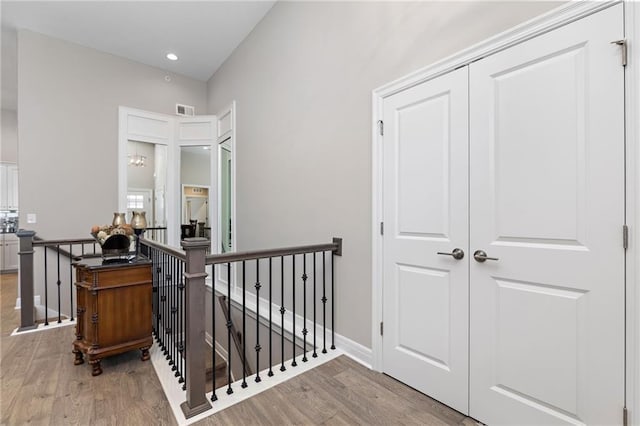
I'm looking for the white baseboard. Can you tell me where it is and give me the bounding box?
[205,331,229,362]
[208,282,372,369]
[335,333,372,368]
[150,341,344,426]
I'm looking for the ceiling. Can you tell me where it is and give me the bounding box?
[0,1,275,82]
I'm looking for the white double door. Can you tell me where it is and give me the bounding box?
[382,5,624,425]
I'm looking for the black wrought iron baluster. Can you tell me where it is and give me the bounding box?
[155,248,161,340]
[226,262,233,395]
[211,263,217,402]
[152,248,158,336]
[291,254,297,367]
[170,256,176,369]
[322,251,327,354]
[56,245,61,323]
[268,257,273,377]
[69,244,74,321]
[331,252,335,350]
[174,257,179,373]
[255,259,261,383]
[180,259,186,391]
[312,252,317,358]
[175,257,181,373]
[302,253,308,363]
[280,256,286,372]
[241,260,247,388]
[166,253,172,360]
[43,249,49,326]
[161,252,167,354]
[179,258,183,379]
[167,254,173,360]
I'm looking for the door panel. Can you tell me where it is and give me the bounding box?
[469,4,624,425]
[383,67,469,414]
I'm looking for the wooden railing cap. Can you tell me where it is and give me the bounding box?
[181,238,210,250]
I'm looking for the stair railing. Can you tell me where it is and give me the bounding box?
[141,236,342,419]
[16,230,100,331]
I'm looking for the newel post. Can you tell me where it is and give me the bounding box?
[180,237,212,418]
[16,229,37,332]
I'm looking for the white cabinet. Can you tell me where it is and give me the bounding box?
[0,163,18,210]
[1,234,19,271]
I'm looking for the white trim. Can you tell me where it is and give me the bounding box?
[625,2,640,424]
[371,91,384,372]
[371,1,635,414]
[118,106,178,247]
[215,102,237,291]
[10,318,75,336]
[205,331,229,364]
[205,278,372,368]
[216,101,237,257]
[375,1,619,100]
[150,340,343,426]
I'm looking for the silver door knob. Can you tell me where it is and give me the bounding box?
[473,250,499,262]
[437,248,464,260]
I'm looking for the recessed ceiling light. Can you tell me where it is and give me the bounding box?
[166,53,178,61]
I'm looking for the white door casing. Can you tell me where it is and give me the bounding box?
[382,67,470,414]
[468,4,624,425]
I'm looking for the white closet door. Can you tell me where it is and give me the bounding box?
[469,4,624,425]
[382,67,469,414]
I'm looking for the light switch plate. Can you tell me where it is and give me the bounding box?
[27,214,36,224]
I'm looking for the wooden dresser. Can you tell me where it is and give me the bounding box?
[73,257,153,376]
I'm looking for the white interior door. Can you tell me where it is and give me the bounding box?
[469,4,624,425]
[382,67,469,414]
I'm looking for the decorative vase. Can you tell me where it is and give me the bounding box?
[112,212,127,226]
[130,211,147,230]
[130,211,148,259]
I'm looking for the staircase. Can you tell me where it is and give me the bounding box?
[205,344,228,393]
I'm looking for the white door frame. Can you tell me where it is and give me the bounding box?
[372,1,640,422]
[215,102,238,293]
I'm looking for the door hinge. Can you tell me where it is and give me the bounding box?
[380,222,384,235]
[380,321,384,336]
[611,39,627,67]
[377,120,384,136]
[623,406,628,426]
[623,225,629,250]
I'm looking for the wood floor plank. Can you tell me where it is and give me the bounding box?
[2,272,475,425]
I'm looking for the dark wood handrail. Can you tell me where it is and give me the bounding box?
[33,237,96,246]
[33,236,98,260]
[218,295,252,376]
[205,237,342,265]
[140,237,186,260]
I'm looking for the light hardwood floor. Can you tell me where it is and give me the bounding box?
[1,273,474,425]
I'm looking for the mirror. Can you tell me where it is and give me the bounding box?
[220,141,232,253]
[127,141,167,243]
[180,146,212,241]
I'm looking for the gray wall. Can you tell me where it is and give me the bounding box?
[180,149,211,186]
[18,30,207,238]
[206,1,561,348]
[127,141,156,189]
[1,109,18,163]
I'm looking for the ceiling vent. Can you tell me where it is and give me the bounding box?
[176,103,195,116]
